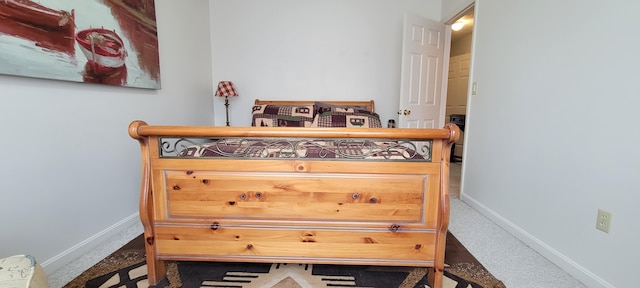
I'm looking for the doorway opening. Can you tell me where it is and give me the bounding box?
[444,4,474,198]
[445,5,474,164]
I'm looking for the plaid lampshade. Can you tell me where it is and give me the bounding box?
[215,81,238,97]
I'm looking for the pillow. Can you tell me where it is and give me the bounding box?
[312,109,382,128]
[251,104,316,127]
[315,101,371,114]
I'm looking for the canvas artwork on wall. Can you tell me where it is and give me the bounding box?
[0,0,160,89]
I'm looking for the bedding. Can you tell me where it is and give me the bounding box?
[251,100,380,128]
[313,109,382,128]
[251,104,316,127]
[129,100,459,288]
[312,101,383,128]
[315,101,372,114]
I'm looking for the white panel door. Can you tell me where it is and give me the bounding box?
[399,14,447,129]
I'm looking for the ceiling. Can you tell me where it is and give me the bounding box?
[451,7,474,41]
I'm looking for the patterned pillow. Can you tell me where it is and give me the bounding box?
[252,104,316,127]
[315,101,371,114]
[312,109,382,128]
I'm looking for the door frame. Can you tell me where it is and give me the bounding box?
[442,1,476,198]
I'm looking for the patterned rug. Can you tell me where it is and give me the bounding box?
[64,234,505,288]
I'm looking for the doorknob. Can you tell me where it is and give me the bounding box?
[397,110,411,115]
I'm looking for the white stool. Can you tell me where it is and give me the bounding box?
[0,255,48,288]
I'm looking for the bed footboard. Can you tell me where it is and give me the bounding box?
[129,121,459,287]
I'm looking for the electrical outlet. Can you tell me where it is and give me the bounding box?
[596,209,612,233]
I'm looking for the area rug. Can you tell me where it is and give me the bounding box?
[64,233,505,288]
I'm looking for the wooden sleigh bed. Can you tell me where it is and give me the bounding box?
[129,100,460,287]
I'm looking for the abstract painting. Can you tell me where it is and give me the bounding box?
[0,0,160,89]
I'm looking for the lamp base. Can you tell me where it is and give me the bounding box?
[224,96,230,126]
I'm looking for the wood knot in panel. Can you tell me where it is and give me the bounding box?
[296,164,306,172]
[414,244,422,250]
[172,185,181,190]
[301,231,316,242]
[364,237,379,244]
[186,171,194,175]
[202,179,209,184]
[211,222,220,231]
[246,244,254,250]
[274,184,292,191]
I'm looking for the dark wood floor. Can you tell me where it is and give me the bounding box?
[445,232,482,266]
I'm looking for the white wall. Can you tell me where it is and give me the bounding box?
[0,0,214,274]
[444,0,640,287]
[210,0,441,126]
[442,0,473,21]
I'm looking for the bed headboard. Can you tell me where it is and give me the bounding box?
[254,99,375,113]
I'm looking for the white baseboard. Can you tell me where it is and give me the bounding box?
[41,213,142,276]
[459,193,614,288]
